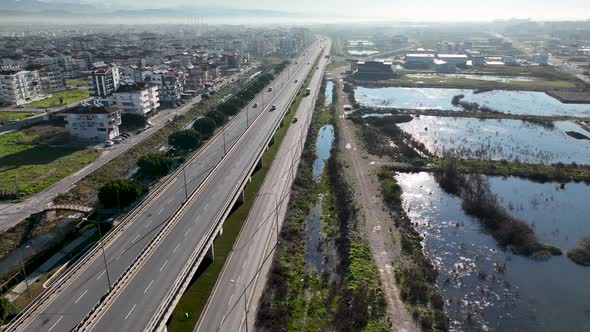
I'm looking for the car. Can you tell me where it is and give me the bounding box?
[292,117,298,123]
[120,132,130,138]
[104,140,114,147]
[268,87,273,92]
[270,105,277,111]
[294,79,298,83]
[253,102,259,108]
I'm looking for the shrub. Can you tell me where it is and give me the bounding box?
[120,113,147,131]
[567,237,590,266]
[138,153,172,178]
[192,117,217,139]
[98,179,142,208]
[205,110,227,127]
[0,297,17,325]
[168,129,201,150]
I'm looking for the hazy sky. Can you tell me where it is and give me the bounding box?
[86,0,590,21]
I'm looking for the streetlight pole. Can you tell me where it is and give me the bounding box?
[83,218,112,289]
[222,126,227,155]
[230,279,249,332]
[18,245,31,302]
[183,166,188,201]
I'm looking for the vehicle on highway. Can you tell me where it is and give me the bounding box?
[294,79,298,83]
[268,87,273,92]
[305,88,311,96]
[253,102,259,108]
[292,117,298,123]
[270,105,277,111]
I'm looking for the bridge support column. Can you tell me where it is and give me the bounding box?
[237,190,246,204]
[217,226,223,238]
[279,119,284,128]
[206,245,214,261]
[269,135,275,146]
[254,158,263,172]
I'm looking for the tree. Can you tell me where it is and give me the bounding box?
[120,113,147,131]
[98,179,142,208]
[192,117,217,139]
[168,129,201,150]
[205,110,227,127]
[0,297,17,325]
[59,96,64,105]
[137,153,172,178]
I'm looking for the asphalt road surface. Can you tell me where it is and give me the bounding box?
[84,39,326,331]
[196,39,332,332]
[9,42,321,332]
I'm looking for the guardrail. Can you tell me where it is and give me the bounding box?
[0,63,287,332]
[76,42,324,331]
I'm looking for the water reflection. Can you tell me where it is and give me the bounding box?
[397,172,590,332]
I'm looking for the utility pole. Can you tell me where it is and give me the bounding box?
[223,126,227,154]
[83,218,112,289]
[18,245,31,302]
[183,167,188,201]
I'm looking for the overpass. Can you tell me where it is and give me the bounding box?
[2,39,326,332]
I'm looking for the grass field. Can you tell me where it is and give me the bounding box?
[167,66,315,332]
[27,89,90,108]
[65,78,87,87]
[0,127,100,198]
[0,111,42,124]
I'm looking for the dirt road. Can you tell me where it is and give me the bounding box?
[329,68,418,332]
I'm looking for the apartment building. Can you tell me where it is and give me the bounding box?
[0,69,43,105]
[87,65,120,98]
[64,101,121,141]
[111,82,160,117]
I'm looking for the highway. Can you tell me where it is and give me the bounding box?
[80,38,327,331]
[196,40,332,332]
[4,41,323,332]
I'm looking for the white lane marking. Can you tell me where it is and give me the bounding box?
[125,304,137,320]
[144,280,154,294]
[228,294,234,307]
[133,233,141,243]
[144,219,153,228]
[157,207,165,215]
[184,227,192,237]
[74,289,88,304]
[48,315,63,332]
[97,270,106,280]
[160,260,168,272]
[194,215,200,224]
[204,202,209,209]
[173,243,181,253]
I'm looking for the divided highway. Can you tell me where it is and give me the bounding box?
[3,40,324,332]
[79,38,327,331]
[196,39,332,332]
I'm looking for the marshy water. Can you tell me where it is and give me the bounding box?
[397,172,590,332]
[395,115,590,164]
[355,86,590,117]
[325,81,334,106]
[305,124,335,272]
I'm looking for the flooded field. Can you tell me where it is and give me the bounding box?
[355,86,590,117]
[397,172,590,332]
[325,81,334,106]
[405,73,537,83]
[395,115,590,164]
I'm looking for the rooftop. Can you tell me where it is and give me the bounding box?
[114,82,157,93]
[64,103,119,115]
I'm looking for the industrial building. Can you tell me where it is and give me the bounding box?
[353,60,397,79]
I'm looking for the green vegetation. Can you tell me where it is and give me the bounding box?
[97,179,142,208]
[377,168,449,331]
[137,153,172,178]
[0,111,41,124]
[204,110,227,127]
[168,129,202,151]
[389,73,577,90]
[27,89,90,108]
[167,61,311,332]
[217,72,275,116]
[192,117,216,139]
[120,113,147,131]
[428,157,590,183]
[0,296,17,325]
[0,126,99,199]
[65,78,87,87]
[567,236,590,266]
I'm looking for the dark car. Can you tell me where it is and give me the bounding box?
[292,117,298,123]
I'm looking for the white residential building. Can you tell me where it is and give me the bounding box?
[0,69,43,105]
[64,102,121,142]
[87,65,121,98]
[533,53,550,66]
[111,82,160,117]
